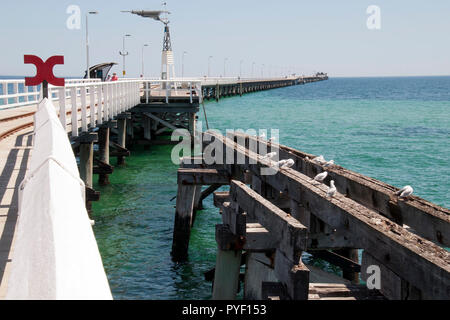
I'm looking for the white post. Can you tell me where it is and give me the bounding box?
[104,84,109,120]
[58,88,66,130]
[13,82,19,105]
[80,86,87,132]
[89,85,96,128]
[70,87,78,137]
[97,84,103,125]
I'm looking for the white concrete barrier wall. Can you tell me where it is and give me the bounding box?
[6,98,112,300]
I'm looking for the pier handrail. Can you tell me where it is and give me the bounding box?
[6,98,112,300]
[0,78,101,110]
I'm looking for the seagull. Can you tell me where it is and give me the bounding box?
[261,152,277,160]
[312,171,328,183]
[312,155,326,164]
[324,160,335,167]
[280,159,295,169]
[395,185,414,198]
[327,180,337,198]
[259,132,266,139]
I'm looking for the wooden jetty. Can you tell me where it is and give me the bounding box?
[0,75,327,298]
[171,131,450,300]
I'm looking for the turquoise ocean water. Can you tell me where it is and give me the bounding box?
[90,76,449,299]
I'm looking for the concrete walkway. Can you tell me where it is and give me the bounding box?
[0,108,34,299]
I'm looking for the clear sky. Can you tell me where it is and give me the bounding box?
[1,0,449,78]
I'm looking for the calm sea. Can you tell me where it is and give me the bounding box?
[87,76,449,299]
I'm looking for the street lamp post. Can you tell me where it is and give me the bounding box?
[86,11,98,79]
[120,34,132,77]
[252,62,256,79]
[261,64,265,78]
[182,51,187,79]
[208,56,213,78]
[141,44,149,78]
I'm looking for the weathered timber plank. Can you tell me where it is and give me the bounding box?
[177,168,230,185]
[230,180,308,258]
[245,224,278,251]
[213,191,230,208]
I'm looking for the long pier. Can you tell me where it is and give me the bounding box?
[2,73,448,300]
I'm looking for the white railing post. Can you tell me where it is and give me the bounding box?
[90,85,96,128]
[111,83,117,117]
[166,81,169,104]
[189,81,193,104]
[13,82,19,105]
[58,87,67,131]
[70,87,78,137]
[80,86,87,133]
[104,84,109,121]
[97,84,103,125]
[24,85,29,103]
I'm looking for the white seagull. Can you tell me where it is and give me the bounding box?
[395,185,414,198]
[312,155,326,164]
[312,171,328,183]
[261,152,277,160]
[259,132,266,139]
[280,159,295,169]
[324,160,335,167]
[327,180,337,198]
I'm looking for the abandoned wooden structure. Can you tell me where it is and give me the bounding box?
[171,131,450,300]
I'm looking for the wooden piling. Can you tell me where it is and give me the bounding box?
[98,126,110,186]
[117,116,127,166]
[171,184,196,261]
[212,248,242,300]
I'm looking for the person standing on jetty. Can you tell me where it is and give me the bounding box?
[111,73,119,81]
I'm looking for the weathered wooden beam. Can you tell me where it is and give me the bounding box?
[230,180,308,259]
[245,224,278,252]
[177,168,230,185]
[213,191,230,208]
[203,132,450,299]
[93,158,114,175]
[199,184,222,203]
[144,112,179,132]
[307,229,357,250]
[109,141,130,157]
[308,250,361,274]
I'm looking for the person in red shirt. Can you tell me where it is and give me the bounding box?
[111,73,119,81]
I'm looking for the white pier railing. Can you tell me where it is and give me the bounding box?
[0,79,101,109]
[6,98,112,300]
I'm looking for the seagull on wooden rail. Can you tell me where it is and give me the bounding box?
[280,159,295,169]
[261,152,277,160]
[311,171,328,184]
[312,155,326,165]
[324,160,335,167]
[326,180,337,198]
[274,159,294,168]
[395,185,414,198]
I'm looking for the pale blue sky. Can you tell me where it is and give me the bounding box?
[1,0,449,77]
